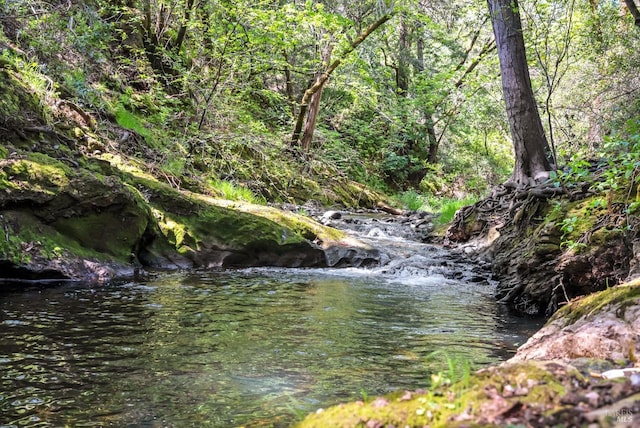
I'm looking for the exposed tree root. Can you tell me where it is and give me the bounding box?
[446,178,638,317]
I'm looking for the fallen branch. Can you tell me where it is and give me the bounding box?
[376,201,404,215]
[23,126,74,144]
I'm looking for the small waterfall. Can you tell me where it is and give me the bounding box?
[315,209,494,286]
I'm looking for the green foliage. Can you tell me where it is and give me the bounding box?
[3,0,640,210]
[425,350,473,391]
[426,197,478,225]
[395,190,426,211]
[550,119,640,212]
[549,157,592,187]
[206,178,266,204]
[596,122,640,193]
[115,103,153,142]
[559,215,587,252]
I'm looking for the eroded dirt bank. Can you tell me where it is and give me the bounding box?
[446,182,639,317]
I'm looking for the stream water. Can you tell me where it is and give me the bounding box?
[0,216,543,427]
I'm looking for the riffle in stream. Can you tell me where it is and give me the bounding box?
[0,212,542,427]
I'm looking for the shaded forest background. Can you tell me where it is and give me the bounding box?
[1,0,639,209]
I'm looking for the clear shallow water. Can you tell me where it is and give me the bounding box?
[0,268,541,427]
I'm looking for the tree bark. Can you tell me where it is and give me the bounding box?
[396,17,410,96]
[172,0,196,53]
[624,0,640,27]
[291,13,393,148]
[282,50,296,118]
[488,0,552,186]
[300,43,333,151]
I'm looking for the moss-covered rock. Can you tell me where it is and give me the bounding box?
[128,174,379,269]
[296,361,579,428]
[0,67,47,132]
[512,279,640,362]
[0,152,150,280]
[0,150,380,282]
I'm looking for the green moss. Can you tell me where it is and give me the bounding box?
[589,226,625,245]
[564,200,603,239]
[115,103,153,142]
[53,208,148,260]
[126,175,314,254]
[296,362,570,428]
[550,279,640,326]
[8,157,70,189]
[1,152,154,265]
[206,197,347,243]
[158,203,310,256]
[0,68,47,125]
[0,210,113,264]
[0,152,79,200]
[538,195,622,255]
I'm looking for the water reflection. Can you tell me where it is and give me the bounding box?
[0,269,542,427]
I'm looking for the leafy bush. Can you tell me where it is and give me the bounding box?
[422,197,478,225]
[396,190,426,211]
[115,103,152,142]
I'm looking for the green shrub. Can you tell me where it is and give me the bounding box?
[421,197,477,225]
[396,190,426,211]
[115,103,152,141]
[207,178,266,204]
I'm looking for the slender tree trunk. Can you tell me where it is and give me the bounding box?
[300,43,333,151]
[624,0,640,27]
[396,17,409,96]
[140,0,179,80]
[141,0,162,72]
[172,0,195,53]
[488,0,552,186]
[426,116,439,164]
[291,13,392,148]
[282,51,296,118]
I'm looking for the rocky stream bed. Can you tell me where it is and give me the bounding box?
[2,152,640,426]
[295,186,640,427]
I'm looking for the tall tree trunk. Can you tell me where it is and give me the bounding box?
[426,116,439,164]
[139,0,179,81]
[172,0,195,53]
[488,0,552,187]
[396,17,409,96]
[624,0,640,27]
[282,50,296,118]
[300,44,333,151]
[291,13,392,149]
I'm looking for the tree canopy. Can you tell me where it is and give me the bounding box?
[1,0,639,203]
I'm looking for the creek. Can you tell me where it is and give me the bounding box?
[0,212,542,427]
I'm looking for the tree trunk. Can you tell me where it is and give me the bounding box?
[624,0,640,27]
[396,17,410,96]
[282,50,296,118]
[300,44,333,151]
[291,13,392,148]
[172,0,195,53]
[426,116,439,164]
[488,0,552,187]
